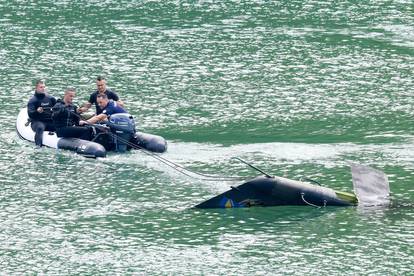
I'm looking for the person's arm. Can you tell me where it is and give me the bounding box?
[79,93,96,113]
[51,102,67,119]
[110,90,124,107]
[43,96,56,116]
[86,113,107,124]
[116,99,124,107]
[78,102,92,113]
[27,98,40,119]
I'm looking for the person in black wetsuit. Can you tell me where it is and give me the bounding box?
[52,88,92,141]
[78,76,124,115]
[27,80,57,147]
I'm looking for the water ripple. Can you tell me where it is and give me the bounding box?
[1,1,414,274]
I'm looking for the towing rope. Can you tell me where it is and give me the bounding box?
[62,110,250,182]
[99,128,248,182]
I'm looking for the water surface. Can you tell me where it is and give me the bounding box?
[1,1,413,274]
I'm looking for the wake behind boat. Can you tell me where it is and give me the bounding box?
[16,107,167,158]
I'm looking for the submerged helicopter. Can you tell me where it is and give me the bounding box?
[194,161,390,209]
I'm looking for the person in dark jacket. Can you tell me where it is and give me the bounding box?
[27,80,57,147]
[52,88,92,141]
[78,76,124,115]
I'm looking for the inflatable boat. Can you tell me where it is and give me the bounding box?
[16,108,167,158]
[195,163,390,208]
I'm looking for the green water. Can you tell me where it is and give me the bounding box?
[1,1,413,274]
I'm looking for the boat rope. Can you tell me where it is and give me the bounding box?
[104,130,248,182]
[300,192,327,208]
[68,110,249,182]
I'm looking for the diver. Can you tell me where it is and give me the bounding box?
[27,79,57,147]
[52,88,92,140]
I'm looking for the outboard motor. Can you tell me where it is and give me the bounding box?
[107,113,135,152]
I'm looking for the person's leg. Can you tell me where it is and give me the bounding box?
[56,126,92,140]
[75,126,92,141]
[56,127,71,138]
[30,121,46,146]
[44,123,55,132]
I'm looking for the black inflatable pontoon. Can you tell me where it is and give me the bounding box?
[16,108,167,158]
